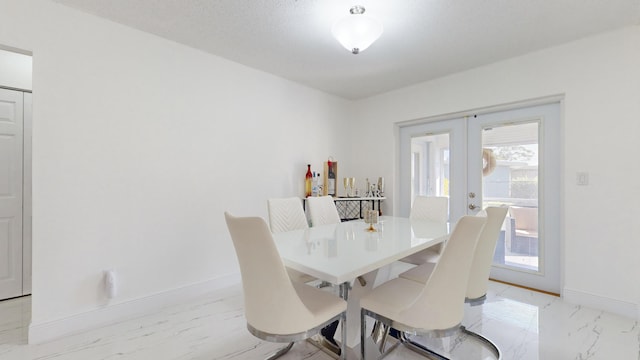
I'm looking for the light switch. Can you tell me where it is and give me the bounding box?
[576,172,589,186]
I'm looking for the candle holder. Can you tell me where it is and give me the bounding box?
[364,209,378,232]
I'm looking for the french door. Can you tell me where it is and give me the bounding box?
[398,102,561,293]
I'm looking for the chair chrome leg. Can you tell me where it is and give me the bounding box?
[340,311,347,360]
[361,309,367,360]
[265,342,294,360]
[400,332,450,360]
[460,325,502,359]
[362,316,396,360]
[465,294,487,306]
[370,322,390,353]
[400,326,501,360]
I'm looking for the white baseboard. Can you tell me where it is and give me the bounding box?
[28,273,241,344]
[563,287,639,320]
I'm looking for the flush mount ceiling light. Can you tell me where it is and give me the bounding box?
[332,5,383,54]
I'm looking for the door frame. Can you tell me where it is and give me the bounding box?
[23,91,32,294]
[395,95,564,294]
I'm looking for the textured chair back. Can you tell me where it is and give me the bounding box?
[400,215,486,330]
[467,207,509,301]
[224,212,317,334]
[307,195,341,226]
[410,196,448,223]
[267,197,309,233]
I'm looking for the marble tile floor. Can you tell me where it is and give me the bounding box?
[0,281,638,360]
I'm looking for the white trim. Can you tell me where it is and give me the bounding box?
[563,287,639,320]
[396,94,565,128]
[28,273,241,344]
[22,91,32,295]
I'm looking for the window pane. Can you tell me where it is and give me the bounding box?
[482,122,539,272]
[411,133,450,198]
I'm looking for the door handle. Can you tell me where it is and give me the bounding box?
[468,204,478,210]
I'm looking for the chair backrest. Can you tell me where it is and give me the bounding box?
[400,215,486,330]
[467,207,509,301]
[224,212,316,334]
[307,195,341,226]
[410,196,449,223]
[267,197,309,233]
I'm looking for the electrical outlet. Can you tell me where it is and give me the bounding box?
[104,270,117,299]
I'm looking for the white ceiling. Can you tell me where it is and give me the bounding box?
[53,0,640,100]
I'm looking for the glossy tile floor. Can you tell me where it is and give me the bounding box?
[1,281,638,359]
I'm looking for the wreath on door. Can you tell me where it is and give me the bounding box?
[482,148,497,176]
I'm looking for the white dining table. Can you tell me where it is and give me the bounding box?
[272,216,449,350]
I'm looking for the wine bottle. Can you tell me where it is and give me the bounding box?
[327,160,336,196]
[305,164,313,197]
[312,172,319,197]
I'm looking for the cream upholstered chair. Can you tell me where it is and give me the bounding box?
[399,207,509,303]
[466,206,509,304]
[307,195,341,226]
[360,215,486,360]
[267,197,315,284]
[409,196,449,222]
[400,196,449,265]
[397,207,508,359]
[224,212,347,360]
[267,197,309,233]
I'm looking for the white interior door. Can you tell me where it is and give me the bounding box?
[399,102,561,293]
[0,88,24,300]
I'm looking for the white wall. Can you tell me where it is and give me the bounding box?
[1,0,349,342]
[349,26,640,317]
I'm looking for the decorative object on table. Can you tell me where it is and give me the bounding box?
[305,164,313,197]
[349,177,356,197]
[323,157,338,197]
[364,209,378,232]
[377,177,384,196]
[343,177,350,197]
[363,177,385,197]
[341,177,356,197]
[312,172,320,197]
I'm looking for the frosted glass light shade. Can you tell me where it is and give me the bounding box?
[332,9,383,54]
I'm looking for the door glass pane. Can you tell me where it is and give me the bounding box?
[482,122,540,272]
[411,133,450,211]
